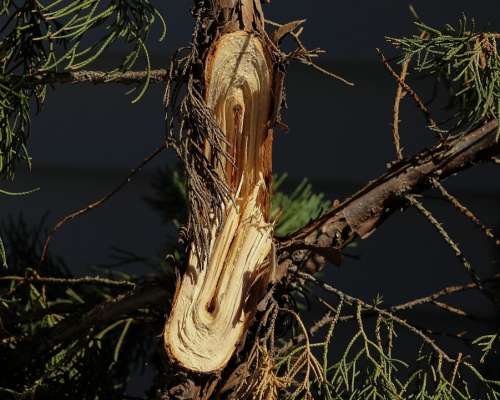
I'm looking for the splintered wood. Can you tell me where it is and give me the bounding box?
[164,32,274,373]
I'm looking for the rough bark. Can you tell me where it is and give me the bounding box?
[163,1,277,373]
[277,119,499,274]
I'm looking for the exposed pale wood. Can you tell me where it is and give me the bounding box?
[164,31,274,373]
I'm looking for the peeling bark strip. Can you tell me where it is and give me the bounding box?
[164,30,275,372]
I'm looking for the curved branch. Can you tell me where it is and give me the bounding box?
[39,143,167,265]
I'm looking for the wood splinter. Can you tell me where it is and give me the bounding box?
[164,31,275,373]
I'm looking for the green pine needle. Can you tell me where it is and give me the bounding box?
[0,0,166,179]
[388,16,500,136]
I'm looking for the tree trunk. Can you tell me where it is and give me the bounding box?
[164,0,278,373]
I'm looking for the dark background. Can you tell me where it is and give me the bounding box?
[2,0,500,395]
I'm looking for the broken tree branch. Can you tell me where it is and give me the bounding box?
[10,119,498,383]
[21,119,497,383]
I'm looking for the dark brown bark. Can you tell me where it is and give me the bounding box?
[277,119,499,273]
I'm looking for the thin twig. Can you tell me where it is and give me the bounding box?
[12,69,169,86]
[298,271,455,363]
[291,31,354,86]
[279,308,324,394]
[39,143,167,265]
[391,273,500,312]
[432,179,500,246]
[390,31,429,160]
[266,18,354,86]
[406,195,489,299]
[377,48,444,139]
[451,352,463,386]
[391,57,409,160]
[0,275,135,288]
[298,58,355,86]
[323,297,343,370]
[431,300,467,317]
[279,297,348,355]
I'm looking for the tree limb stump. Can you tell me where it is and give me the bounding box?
[164,31,274,373]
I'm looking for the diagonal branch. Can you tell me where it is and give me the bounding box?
[278,119,499,272]
[377,49,443,139]
[391,273,500,312]
[39,143,167,266]
[431,178,500,246]
[405,194,483,291]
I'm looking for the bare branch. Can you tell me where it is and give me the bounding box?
[391,57,409,160]
[39,143,167,266]
[405,194,484,292]
[298,271,455,363]
[451,352,463,386]
[377,49,443,139]
[278,119,499,273]
[390,31,428,160]
[0,274,135,289]
[264,18,354,86]
[391,273,500,312]
[13,69,169,86]
[430,301,468,317]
